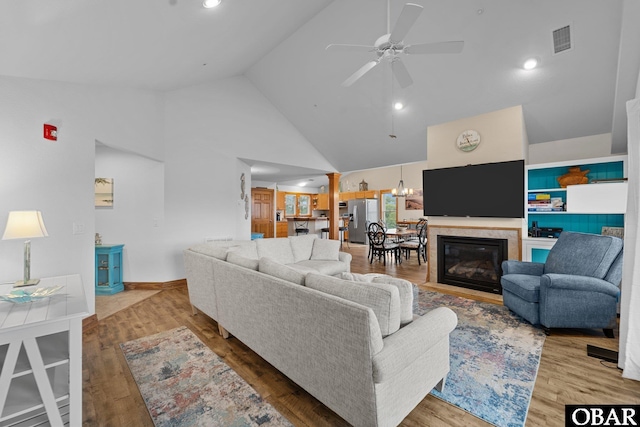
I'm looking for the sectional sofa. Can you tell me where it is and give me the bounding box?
[184,235,457,427]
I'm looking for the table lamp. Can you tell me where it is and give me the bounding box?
[2,211,49,287]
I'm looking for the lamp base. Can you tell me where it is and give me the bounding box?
[14,279,40,287]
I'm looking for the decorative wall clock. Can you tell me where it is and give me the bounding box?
[456,129,481,152]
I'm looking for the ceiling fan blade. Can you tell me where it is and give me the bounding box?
[389,3,423,43]
[404,40,464,55]
[392,60,413,89]
[326,44,375,53]
[342,60,379,87]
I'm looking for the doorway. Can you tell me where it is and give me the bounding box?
[251,188,274,238]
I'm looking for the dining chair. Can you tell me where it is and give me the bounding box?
[367,222,400,265]
[399,221,427,265]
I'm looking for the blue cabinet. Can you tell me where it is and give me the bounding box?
[95,244,124,295]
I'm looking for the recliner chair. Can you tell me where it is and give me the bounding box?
[501,231,623,337]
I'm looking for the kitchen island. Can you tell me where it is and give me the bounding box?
[286,217,330,237]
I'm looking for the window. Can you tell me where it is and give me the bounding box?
[381,191,397,228]
[284,194,297,216]
[298,195,311,216]
[284,193,312,217]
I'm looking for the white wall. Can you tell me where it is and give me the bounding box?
[95,144,165,282]
[528,133,614,164]
[427,105,527,169]
[341,162,428,221]
[0,76,163,313]
[162,76,336,280]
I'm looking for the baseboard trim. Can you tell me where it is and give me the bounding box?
[124,279,187,290]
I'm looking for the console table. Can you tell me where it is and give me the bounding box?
[0,274,89,426]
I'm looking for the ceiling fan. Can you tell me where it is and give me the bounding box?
[326,1,464,88]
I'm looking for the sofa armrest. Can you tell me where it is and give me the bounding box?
[338,251,352,265]
[372,307,457,383]
[502,260,544,276]
[541,273,620,298]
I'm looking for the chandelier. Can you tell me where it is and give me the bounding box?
[392,165,413,197]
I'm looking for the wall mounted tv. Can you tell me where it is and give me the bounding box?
[422,159,524,218]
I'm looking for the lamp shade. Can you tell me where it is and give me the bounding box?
[2,211,49,240]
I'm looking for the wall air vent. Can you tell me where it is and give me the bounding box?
[552,25,572,54]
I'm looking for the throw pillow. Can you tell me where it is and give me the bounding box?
[305,273,401,337]
[226,252,259,270]
[371,276,414,326]
[255,238,295,264]
[289,235,317,262]
[226,242,259,260]
[258,257,306,286]
[310,238,340,261]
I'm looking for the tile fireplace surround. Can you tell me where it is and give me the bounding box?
[427,225,522,284]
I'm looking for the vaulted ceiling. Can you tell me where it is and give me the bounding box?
[2,0,638,186]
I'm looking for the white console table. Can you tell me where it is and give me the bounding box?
[0,274,88,426]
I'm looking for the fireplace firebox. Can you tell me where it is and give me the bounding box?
[437,235,508,294]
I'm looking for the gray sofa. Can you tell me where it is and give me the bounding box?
[184,236,457,427]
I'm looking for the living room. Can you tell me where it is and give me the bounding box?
[1,1,639,426]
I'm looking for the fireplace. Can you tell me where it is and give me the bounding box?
[437,235,508,294]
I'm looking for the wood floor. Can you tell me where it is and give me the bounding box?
[83,244,640,427]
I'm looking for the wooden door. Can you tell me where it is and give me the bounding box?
[251,188,274,238]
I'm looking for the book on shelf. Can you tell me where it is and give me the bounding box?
[528,207,564,212]
[528,193,551,200]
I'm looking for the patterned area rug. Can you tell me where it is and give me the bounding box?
[120,326,293,427]
[415,290,546,427]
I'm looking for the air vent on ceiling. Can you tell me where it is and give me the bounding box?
[552,25,572,54]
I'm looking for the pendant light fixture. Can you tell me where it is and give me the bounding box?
[392,165,413,197]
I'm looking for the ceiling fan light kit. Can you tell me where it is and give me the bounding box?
[327,1,464,88]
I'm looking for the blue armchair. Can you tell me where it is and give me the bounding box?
[501,231,623,337]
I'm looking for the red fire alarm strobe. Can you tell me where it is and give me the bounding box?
[44,124,57,141]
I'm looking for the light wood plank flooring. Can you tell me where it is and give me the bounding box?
[84,244,640,426]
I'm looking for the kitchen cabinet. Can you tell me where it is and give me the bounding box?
[276,222,288,238]
[276,191,285,210]
[315,194,329,210]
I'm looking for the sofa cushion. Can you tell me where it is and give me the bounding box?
[289,235,317,262]
[310,238,340,261]
[255,238,295,264]
[258,257,306,286]
[371,276,414,326]
[293,260,349,276]
[500,274,541,302]
[305,273,401,337]
[340,272,382,282]
[226,252,259,270]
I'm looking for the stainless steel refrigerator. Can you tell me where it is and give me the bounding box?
[347,199,379,244]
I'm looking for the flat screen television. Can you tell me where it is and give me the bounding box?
[422,159,524,218]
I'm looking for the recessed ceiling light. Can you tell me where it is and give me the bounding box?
[394,102,404,110]
[523,58,539,70]
[203,0,221,8]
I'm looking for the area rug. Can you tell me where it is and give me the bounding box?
[120,326,292,427]
[415,290,546,427]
